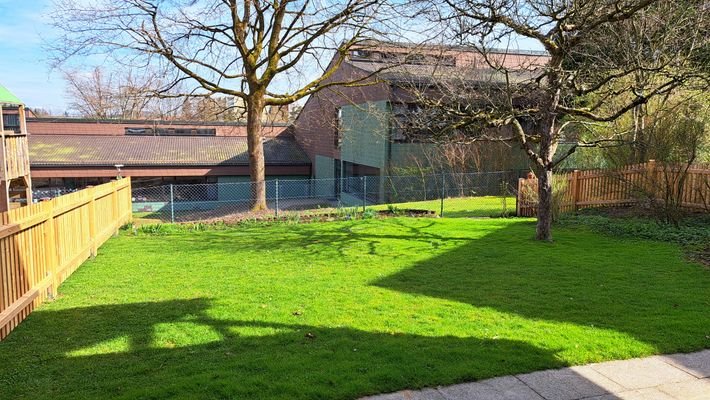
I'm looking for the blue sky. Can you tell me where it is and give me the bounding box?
[0,0,67,112]
[0,1,545,114]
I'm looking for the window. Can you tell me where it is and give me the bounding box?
[334,108,343,148]
[390,103,425,143]
[405,53,427,65]
[403,53,456,67]
[125,127,216,136]
[2,114,20,132]
[350,49,372,59]
[125,128,152,135]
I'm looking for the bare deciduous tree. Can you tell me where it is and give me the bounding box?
[405,0,709,240]
[63,67,171,119]
[51,0,393,210]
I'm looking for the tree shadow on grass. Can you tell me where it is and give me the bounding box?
[0,298,569,399]
[179,218,483,258]
[373,221,710,355]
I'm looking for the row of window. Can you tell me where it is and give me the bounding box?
[125,127,217,136]
[350,50,456,67]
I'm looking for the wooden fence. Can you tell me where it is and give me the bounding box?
[0,178,132,340]
[517,161,710,216]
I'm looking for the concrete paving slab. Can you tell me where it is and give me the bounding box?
[361,392,412,400]
[590,356,696,390]
[359,351,709,400]
[663,350,710,379]
[437,376,544,400]
[516,367,615,400]
[361,388,448,400]
[657,377,710,400]
[569,365,626,393]
[587,388,678,400]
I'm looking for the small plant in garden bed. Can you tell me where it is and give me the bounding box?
[559,209,710,266]
[133,208,440,234]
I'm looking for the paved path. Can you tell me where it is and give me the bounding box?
[362,350,710,400]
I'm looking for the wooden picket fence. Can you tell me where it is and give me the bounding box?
[517,161,710,216]
[0,178,132,340]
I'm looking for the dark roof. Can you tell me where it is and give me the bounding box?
[348,60,542,85]
[28,135,310,167]
[354,40,549,57]
[27,117,289,127]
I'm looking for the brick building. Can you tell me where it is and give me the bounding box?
[7,41,548,208]
[292,41,549,203]
[22,117,310,198]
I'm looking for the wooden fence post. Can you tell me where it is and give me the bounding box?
[88,188,97,257]
[571,170,580,211]
[126,178,133,223]
[516,178,523,216]
[43,202,59,298]
[646,159,657,203]
[112,183,119,235]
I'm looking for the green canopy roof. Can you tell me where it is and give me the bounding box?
[0,83,23,105]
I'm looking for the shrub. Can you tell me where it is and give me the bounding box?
[559,213,710,249]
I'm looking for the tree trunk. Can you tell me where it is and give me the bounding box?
[536,166,553,241]
[246,95,268,211]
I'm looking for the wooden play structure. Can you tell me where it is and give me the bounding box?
[0,84,32,212]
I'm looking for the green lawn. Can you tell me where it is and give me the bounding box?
[0,218,708,399]
[372,195,515,217]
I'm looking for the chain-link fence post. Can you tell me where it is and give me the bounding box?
[169,184,175,223]
[361,176,366,212]
[275,179,279,218]
[440,172,445,217]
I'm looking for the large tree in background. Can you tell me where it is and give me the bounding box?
[51,0,391,210]
[408,0,708,240]
[63,67,186,119]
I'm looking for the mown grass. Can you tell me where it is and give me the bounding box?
[373,195,515,217]
[0,218,708,399]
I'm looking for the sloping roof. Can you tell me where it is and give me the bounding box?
[0,84,23,105]
[27,117,289,127]
[348,60,541,85]
[28,135,310,167]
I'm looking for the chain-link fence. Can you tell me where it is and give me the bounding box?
[131,171,526,223]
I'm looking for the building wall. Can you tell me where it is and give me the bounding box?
[314,99,531,179]
[389,143,430,173]
[292,61,391,164]
[313,155,337,197]
[292,43,550,170]
[216,175,311,202]
[27,118,288,137]
[339,101,390,170]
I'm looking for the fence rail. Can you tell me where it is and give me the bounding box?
[0,178,132,340]
[517,161,710,216]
